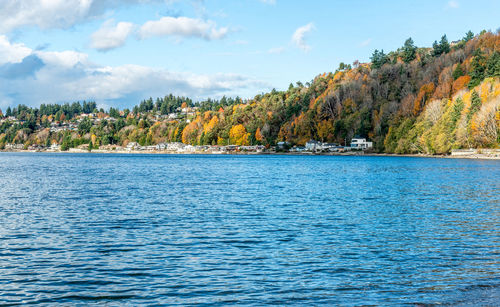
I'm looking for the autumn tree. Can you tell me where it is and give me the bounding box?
[452,75,470,92]
[229,124,250,145]
[414,82,436,115]
[255,127,264,143]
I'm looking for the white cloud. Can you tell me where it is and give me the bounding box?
[139,16,228,40]
[447,0,459,9]
[0,36,268,108]
[291,22,315,52]
[0,0,164,33]
[90,20,135,51]
[0,35,32,64]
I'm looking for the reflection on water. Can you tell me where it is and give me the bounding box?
[0,153,499,305]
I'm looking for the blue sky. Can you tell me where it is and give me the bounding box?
[0,0,499,109]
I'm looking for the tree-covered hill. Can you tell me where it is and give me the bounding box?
[1,30,499,153]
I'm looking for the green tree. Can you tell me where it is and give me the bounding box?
[467,90,481,122]
[78,117,92,135]
[463,30,474,42]
[452,63,464,80]
[486,51,500,77]
[402,37,417,63]
[370,49,388,69]
[432,35,450,56]
[468,49,486,89]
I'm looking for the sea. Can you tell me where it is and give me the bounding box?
[0,153,499,305]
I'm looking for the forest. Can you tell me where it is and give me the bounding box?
[0,30,499,154]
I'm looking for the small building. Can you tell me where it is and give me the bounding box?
[126,142,138,150]
[305,140,321,151]
[156,143,167,151]
[167,142,185,151]
[50,143,60,151]
[350,137,373,150]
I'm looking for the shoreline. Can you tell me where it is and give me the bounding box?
[1,149,499,160]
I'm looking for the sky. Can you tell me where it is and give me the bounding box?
[0,0,499,110]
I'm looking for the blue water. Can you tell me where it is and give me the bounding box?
[0,153,499,306]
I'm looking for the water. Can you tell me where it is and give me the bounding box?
[0,153,499,306]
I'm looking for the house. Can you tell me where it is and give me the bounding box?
[305,140,321,151]
[167,142,185,151]
[156,143,167,151]
[126,142,138,150]
[350,137,373,150]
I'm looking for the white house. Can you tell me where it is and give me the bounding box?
[350,137,373,149]
[126,142,138,150]
[305,140,322,151]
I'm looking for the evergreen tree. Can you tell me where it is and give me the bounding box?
[370,49,388,69]
[402,38,417,63]
[463,30,474,42]
[467,90,481,122]
[468,49,486,89]
[432,35,450,56]
[6,107,12,117]
[452,63,464,80]
[486,51,500,77]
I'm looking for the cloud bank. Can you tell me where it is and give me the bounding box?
[0,36,268,108]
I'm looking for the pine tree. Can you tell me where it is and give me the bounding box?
[452,63,464,80]
[486,51,500,77]
[468,49,486,89]
[402,38,417,63]
[463,30,474,42]
[370,49,388,69]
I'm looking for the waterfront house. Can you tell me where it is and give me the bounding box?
[167,142,185,151]
[50,143,60,151]
[305,140,321,151]
[350,137,373,149]
[126,142,138,150]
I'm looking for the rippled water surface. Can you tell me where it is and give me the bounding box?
[0,153,499,305]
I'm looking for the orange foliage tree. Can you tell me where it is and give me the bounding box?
[413,82,436,115]
[452,75,471,93]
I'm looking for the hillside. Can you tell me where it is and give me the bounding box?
[1,30,499,154]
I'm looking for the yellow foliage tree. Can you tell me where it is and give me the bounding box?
[229,124,250,145]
